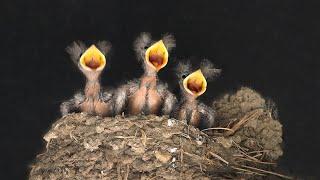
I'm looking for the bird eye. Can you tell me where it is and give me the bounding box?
[182,74,187,79]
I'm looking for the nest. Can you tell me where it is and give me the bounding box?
[29,87,291,179]
[212,87,283,160]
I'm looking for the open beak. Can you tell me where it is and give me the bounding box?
[145,40,169,71]
[79,45,106,71]
[183,69,207,97]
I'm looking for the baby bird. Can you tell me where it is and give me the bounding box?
[114,33,177,116]
[174,59,221,129]
[60,41,114,117]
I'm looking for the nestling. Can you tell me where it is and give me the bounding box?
[174,59,221,129]
[114,33,177,116]
[60,41,114,117]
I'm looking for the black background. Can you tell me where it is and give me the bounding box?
[1,0,319,179]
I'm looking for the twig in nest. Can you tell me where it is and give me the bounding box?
[183,151,213,165]
[117,163,122,180]
[209,152,229,165]
[226,118,237,127]
[235,157,276,165]
[247,150,270,154]
[232,140,249,152]
[224,109,263,136]
[179,138,184,162]
[231,166,266,176]
[236,149,269,164]
[140,129,147,146]
[178,133,191,140]
[113,135,153,140]
[253,153,263,158]
[199,163,203,172]
[183,151,201,160]
[113,136,137,139]
[69,130,78,143]
[124,165,130,180]
[201,127,234,132]
[232,141,275,165]
[240,165,293,179]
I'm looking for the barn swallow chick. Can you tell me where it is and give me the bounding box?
[114,33,177,116]
[60,41,114,117]
[174,59,221,129]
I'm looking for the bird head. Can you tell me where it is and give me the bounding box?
[66,41,111,80]
[176,59,221,98]
[79,45,106,71]
[183,69,207,97]
[134,33,176,74]
[145,40,168,72]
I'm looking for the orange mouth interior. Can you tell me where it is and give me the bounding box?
[149,52,165,68]
[145,40,168,71]
[187,79,204,94]
[83,57,102,69]
[80,45,106,71]
[183,69,207,96]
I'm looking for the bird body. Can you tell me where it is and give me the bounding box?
[113,33,177,116]
[60,41,113,117]
[177,98,216,129]
[178,99,200,127]
[59,35,220,128]
[174,59,221,129]
[115,75,176,116]
[128,76,162,115]
[78,81,113,116]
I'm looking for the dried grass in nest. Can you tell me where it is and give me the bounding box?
[29,87,291,179]
[212,87,283,161]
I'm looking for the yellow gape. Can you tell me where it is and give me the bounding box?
[183,69,207,97]
[80,45,106,71]
[145,40,169,71]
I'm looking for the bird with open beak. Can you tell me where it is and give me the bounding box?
[60,41,114,117]
[114,33,177,116]
[174,59,221,129]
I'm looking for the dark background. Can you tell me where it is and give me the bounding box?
[1,0,319,179]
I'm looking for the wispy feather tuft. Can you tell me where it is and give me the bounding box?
[175,60,192,78]
[200,59,221,80]
[66,41,87,64]
[162,33,176,52]
[96,41,112,55]
[133,32,152,61]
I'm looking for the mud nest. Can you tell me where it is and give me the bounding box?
[29,87,290,179]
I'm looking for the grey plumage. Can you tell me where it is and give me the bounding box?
[65,41,87,65]
[100,90,113,102]
[175,60,192,80]
[113,80,139,115]
[60,92,85,116]
[134,32,152,61]
[198,103,216,129]
[96,41,112,55]
[157,83,178,115]
[162,33,176,52]
[200,59,221,80]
